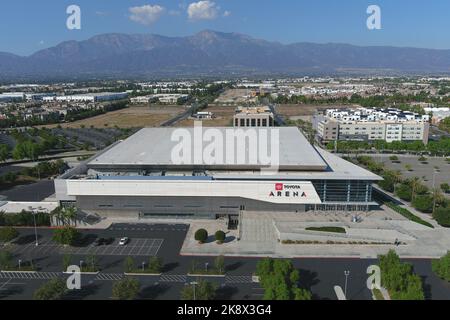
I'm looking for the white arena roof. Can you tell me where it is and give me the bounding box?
[89,127,328,171]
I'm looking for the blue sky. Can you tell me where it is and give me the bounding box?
[1,0,449,56]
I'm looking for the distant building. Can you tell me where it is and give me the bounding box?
[45,92,128,103]
[424,107,450,125]
[315,107,430,145]
[193,112,214,120]
[131,94,189,104]
[0,92,25,102]
[234,106,274,127]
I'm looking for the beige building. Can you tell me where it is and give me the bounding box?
[233,106,274,127]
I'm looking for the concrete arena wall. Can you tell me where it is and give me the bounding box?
[76,196,307,218]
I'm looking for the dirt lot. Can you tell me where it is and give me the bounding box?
[214,89,257,105]
[175,105,235,127]
[42,106,186,129]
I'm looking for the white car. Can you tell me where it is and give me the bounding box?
[118,237,129,246]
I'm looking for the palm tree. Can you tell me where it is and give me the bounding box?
[431,188,445,213]
[391,170,403,194]
[410,177,422,201]
[62,207,77,226]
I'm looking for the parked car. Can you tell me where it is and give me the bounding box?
[118,237,129,246]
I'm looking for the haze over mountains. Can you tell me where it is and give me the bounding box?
[1,30,450,80]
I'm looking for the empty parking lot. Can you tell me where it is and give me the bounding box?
[11,238,164,257]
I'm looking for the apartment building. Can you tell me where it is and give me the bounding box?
[315,107,430,145]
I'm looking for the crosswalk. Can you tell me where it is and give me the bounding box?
[225,275,254,284]
[95,273,125,281]
[0,271,254,284]
[160,274,187,283]
[0,271,62,280]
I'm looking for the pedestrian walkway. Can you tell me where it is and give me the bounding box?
[0,271,61,280]
[225,275,254,284]
[95,273,125,281]
[160,275,187,283]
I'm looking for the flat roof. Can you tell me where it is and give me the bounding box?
[88,127,328,171]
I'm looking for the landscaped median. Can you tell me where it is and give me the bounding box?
[305,226,346,234]
[385,202,434,228]
[187,256,225,277]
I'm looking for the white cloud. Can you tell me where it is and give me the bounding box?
[129,5,165,26]
[223,10,231,17]
[187,1,219,21]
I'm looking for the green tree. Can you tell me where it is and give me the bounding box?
[33,279,67,300]
[441,183,450,194]
[181,280,217,300]
[214,255,225,274]
[0,144,10,162]
[432,252,450,281]
[52,226,79,245]
[112,277,140,300]
[148,256,163,273]
[194,229,208,243]
[214,230,226,244]
[124,256,135,273]
[0,227,19,242]
[0,250,13,270]
[62,254,72,271]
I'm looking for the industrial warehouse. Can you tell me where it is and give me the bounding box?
[55,127,381,224]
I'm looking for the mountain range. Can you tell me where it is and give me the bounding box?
[1,30,450,80]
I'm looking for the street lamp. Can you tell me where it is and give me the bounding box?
[28,206,39,246]
[80,260,84,270]
[205,262,209,273]
[142,262,145,271]
[18,259,22,270]
[344,270,350,299]
[432,169,438,213]
[190,281,198,301]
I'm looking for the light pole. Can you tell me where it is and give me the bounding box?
[344,270,350,299]
[190,281,198,301]
[18,259,22,270]
[29,206,39,246]
[80,260,84,271]
[205,262,209,273]
[432,169,438,213]
[142,262,145,272]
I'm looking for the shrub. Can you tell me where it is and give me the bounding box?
[306,226,346,234]
[33,279,68,300]
[390,155,399,161]
[148,256,163,274]
[396,184,412,201]
[194,229,208,243]
[0,227,19,242]
[52,226,79,245]
[441,183,450,194]
[112,277,140,300]
[412,195,434,213]
[214,230,226,244]
[433,207,450,228]
[432,252,450,281]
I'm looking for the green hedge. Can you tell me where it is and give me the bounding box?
[0,211,50,227]
[305,226,346,234]
[385,202,434,228]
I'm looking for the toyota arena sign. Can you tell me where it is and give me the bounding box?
[66,179,322,205]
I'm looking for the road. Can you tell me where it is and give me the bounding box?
[1,223,449,300]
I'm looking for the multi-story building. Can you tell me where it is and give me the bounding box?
[315,107,430,144]
[233,106,274,127]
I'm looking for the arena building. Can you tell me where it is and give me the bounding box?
[55,127,381,224]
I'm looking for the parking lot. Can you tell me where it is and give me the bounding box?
[11,238,164,257]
